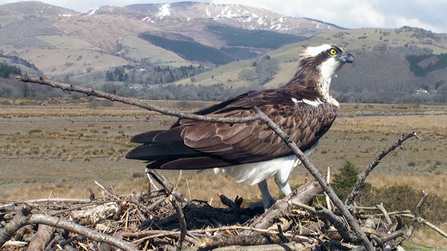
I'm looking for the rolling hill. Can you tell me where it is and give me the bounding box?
[0,1,327,79]
[172,27,447,103]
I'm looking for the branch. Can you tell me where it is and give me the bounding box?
[253,107,375,251]
[345,132,420,205]
[314,205,357,242]
[248,180,323,230]
[0,206,137,251]
[400,214,447,238]
[18,76,260,124]
[406,190,429,238]
[0,198,91,211]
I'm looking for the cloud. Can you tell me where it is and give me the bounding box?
[394,17,441,33]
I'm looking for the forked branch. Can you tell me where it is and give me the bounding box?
[345,132,420,205]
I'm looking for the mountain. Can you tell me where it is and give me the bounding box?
[126,2,341,37]
[0,1,323,78]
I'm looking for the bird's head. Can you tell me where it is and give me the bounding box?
[300,44,354,79]
[291,44,354,104]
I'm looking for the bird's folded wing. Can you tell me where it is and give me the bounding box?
[179,89,338,164]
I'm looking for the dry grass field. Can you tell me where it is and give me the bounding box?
[1,99,446,246]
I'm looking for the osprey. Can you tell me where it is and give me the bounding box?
[126,44,354,209]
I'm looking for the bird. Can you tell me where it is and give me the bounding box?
[126,44,354,210]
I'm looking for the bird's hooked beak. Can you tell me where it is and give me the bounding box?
[338,53,355,64]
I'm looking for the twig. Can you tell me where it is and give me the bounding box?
[122,226,313,242]
[20,76,377,250]
[381,230,404,243]
[314,205,357,242]
[170,194,187,251]
[400,214,447,238]
[357,210,411,218]
[288,200,316,214]
[345,132,420,205]
[253,107,375,251]
[406,190,429,238]
[94,181,120,200]
[165,242,311,251]
[376,203,392,226]
[0,198,91,212]
[0,206,137,251]
[325,166,332,211]
[18,76,260,124]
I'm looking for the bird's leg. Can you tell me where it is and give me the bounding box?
[274,171,292,196]
[248,179,276,210]
[258,179,276,210]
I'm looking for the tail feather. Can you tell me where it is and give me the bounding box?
[147,156,234,170]
[130,130,165,143]
[125,142,201,160]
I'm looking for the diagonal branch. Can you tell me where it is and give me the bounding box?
[18,76,260,124]
[253,107,374,251]
[345,132,420,205]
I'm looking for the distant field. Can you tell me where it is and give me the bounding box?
[1,100,446,246]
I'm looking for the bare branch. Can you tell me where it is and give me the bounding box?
[18,76,260,124]
[400,213,447,239]
[345,132,420,205]
[406,190,429,238]
[314,205,357,242]
[0,206,137,251]
[376,203,392,226]
[253,107,375,251]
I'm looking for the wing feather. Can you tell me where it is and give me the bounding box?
[127,87,338,170]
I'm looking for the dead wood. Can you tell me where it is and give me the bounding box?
[0,206,137,251]
[314,205,357,242]
[27,224,55,251]
[198,233,307,249]
[249,180,322,231]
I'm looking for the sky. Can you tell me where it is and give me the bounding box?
[2,0,446,33]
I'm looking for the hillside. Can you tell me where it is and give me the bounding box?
[173,27,447,103]
[0,1,317,80]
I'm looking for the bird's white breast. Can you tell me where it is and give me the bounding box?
[214,155,298,186]
[214,139,321,186]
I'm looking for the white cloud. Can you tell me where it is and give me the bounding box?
[348,4,385,27]
[394,17,440,33]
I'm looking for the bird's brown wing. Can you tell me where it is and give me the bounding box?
[177,88,337,164]
[126,88,337,169]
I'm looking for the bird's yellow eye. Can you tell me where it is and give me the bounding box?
[330,49,337,55]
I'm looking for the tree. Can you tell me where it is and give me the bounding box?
[332,161,371,201]
[437,83,447,102]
